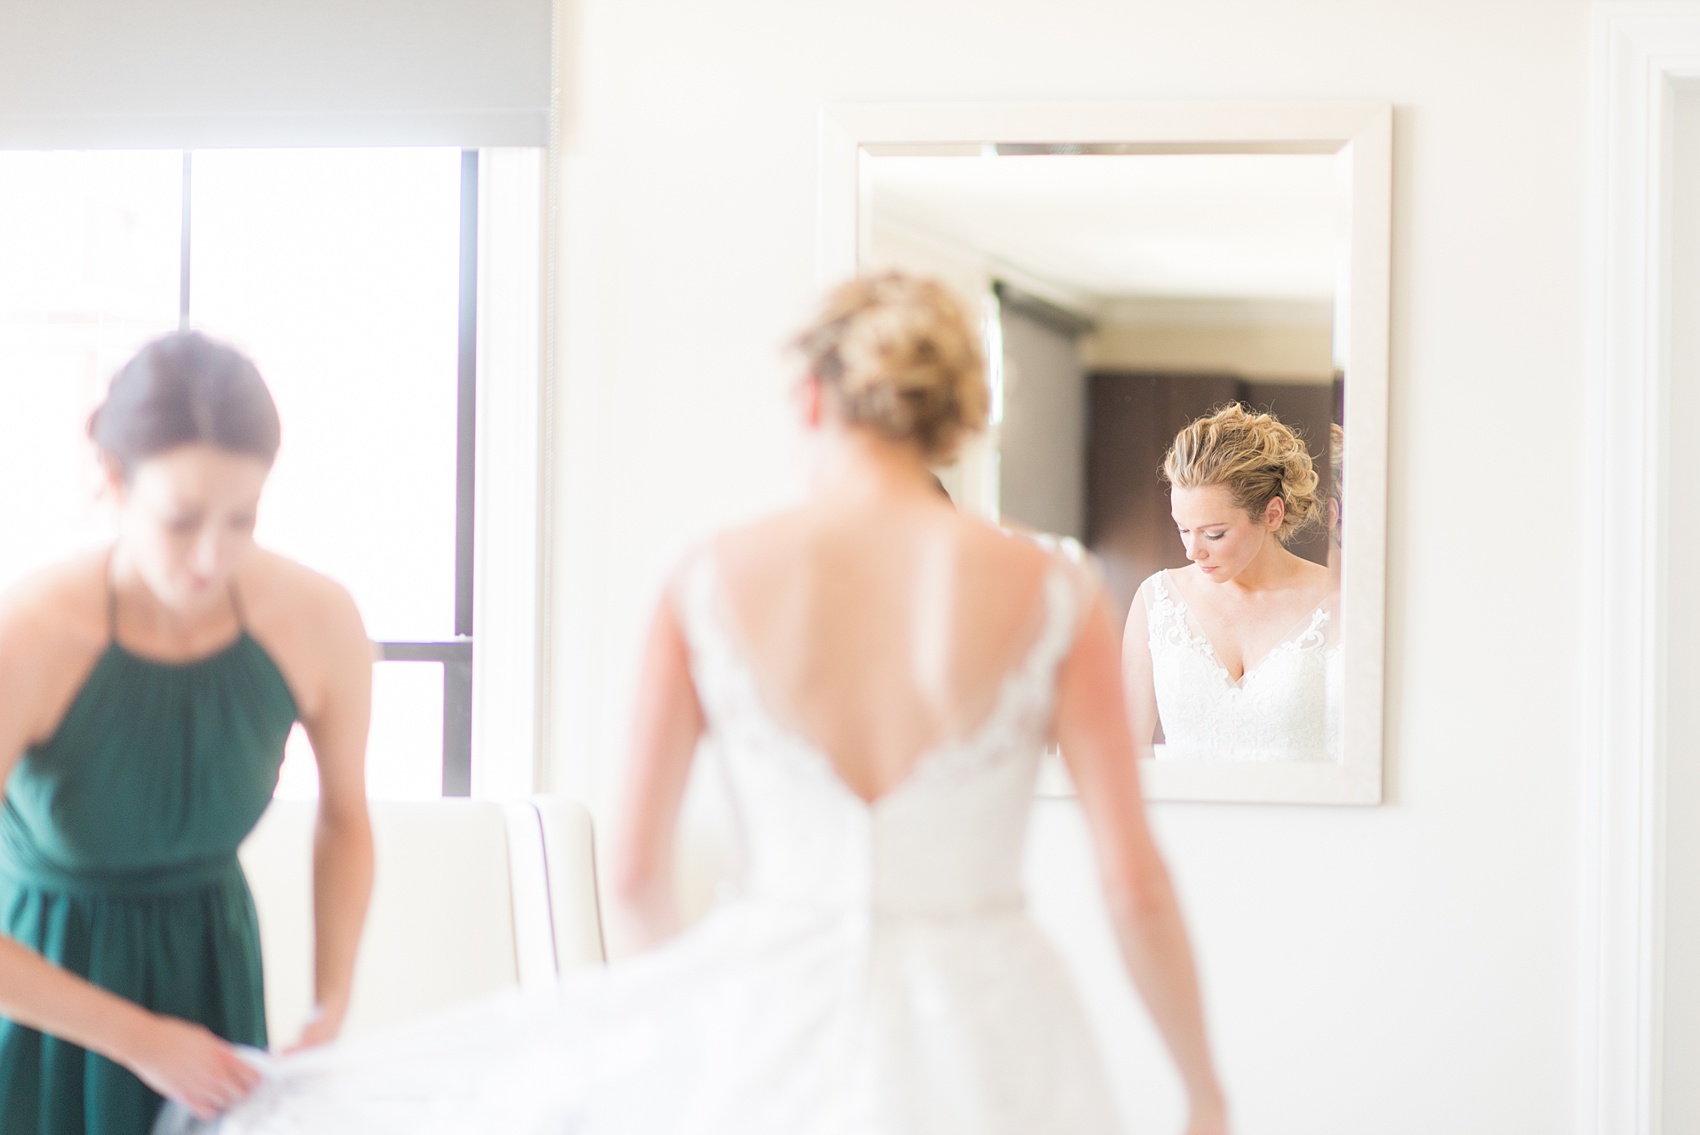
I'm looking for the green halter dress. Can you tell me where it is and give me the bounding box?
[0,583,296,1135]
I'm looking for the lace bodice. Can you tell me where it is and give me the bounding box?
[678,552,1085,919]
[1143,569,1341,762]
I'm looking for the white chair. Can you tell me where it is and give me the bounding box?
[528,795,608,972]
[239,795,605,1044]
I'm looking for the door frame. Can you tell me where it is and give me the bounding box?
[1584,5,1700,1131]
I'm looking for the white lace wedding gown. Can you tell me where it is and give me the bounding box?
[167,555,1124,1135]
[1141,569,1342,762]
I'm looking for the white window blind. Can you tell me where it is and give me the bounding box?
[0,1,552,148]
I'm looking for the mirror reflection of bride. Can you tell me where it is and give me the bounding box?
[1123,406,1341,763]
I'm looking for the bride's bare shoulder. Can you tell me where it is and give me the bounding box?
[656,511,810,616]
[942,518,1078,620]
[677,509,806,579]
[1291,555,1335,600]
[690,501,1059,597]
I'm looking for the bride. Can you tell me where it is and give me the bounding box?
[171,273,1227,1134]
[1123,405,1340,762]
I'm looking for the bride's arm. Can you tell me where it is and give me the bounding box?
[1121,581,1161,745]
[608,590,706,954]
[1054,585,1227,1135]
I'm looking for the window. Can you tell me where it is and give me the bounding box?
[0,147,542,799]
[0,152,182,579]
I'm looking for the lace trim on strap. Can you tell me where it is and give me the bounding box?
[675,552,1084,806]
[911,560,1083,788]
[1287,605,1330,653]
[676,552,816,759]
[1146,572,1216,660]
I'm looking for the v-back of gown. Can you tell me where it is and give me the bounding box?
[180,552,1124,1135]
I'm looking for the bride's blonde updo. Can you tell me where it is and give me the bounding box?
[792,272,988,463]
[1162,403,1324,543]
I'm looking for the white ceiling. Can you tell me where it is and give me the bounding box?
[867,152,1347,308]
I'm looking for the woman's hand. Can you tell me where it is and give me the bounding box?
[125,1014,262,1119]
[284,1000,347,1052]
[1184,1090,1230,1135]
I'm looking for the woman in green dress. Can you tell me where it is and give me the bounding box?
[0,332,376,1133]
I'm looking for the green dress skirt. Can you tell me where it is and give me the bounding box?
[0,631,296,1135]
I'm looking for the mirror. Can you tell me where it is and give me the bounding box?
[821,103,1390,804]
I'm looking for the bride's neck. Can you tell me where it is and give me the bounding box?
[1225,539,1303,593]
[807,426,932,506]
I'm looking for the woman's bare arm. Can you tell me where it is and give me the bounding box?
[607,588,705,955]
[291,582,374,1049]
[1121,581,1161,746]
[1056,584,1227,1135]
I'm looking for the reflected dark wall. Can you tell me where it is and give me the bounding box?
[1085,370,1335,626]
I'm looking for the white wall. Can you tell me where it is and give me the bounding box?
[545,2,1589,1132]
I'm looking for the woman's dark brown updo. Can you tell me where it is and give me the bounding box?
[89,332,281,479]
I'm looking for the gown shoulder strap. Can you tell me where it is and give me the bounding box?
[671,547,742,724]
[672,548,719,656]
[1142,568,1191,639]
[1023,554,1091,688]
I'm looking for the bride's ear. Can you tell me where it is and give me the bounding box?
[795,373,826,429]
[1262,495,1287,532]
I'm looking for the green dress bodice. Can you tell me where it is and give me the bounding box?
[0,631,296,1135]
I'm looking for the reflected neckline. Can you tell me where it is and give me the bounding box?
[1158,569,1330,687]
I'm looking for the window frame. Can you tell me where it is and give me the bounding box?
[171,145,545,798]
[370,148,480,797]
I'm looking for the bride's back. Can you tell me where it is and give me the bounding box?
[711,489,1055,805]
[183,273,1223,1135]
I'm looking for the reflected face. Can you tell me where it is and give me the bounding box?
[1170,484,1281,584]
[110,444,270,611]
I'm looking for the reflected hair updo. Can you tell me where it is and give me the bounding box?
[89,332,281,479]
[792,272,988,463]
[1162,403,1323,544]
[1328,423,1345,545]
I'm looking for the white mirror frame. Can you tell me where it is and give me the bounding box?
[818,101,1392,805]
